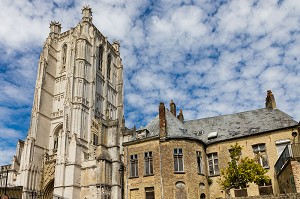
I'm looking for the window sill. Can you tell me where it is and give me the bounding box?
[208,174,220,177]
[144,174,154,177]
[198,173,205,176]
[174,171,185,174]
[129,176,139,179]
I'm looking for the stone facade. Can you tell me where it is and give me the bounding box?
[123,94,299,199]
[2,6,124,199]
[1,6,300,199]
[123,138,208,199]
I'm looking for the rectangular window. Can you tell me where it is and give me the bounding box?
[196,151,203,174]
[252,144,269,168]
[93,133,98,145]
[145,187,155,199]
[207,153,219,176]
[174,148,184,172]
[130,154,138,177]
[144,152,153,176]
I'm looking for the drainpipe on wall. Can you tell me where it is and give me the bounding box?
[159,142,164,199]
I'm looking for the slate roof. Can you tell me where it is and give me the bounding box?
[139,108,298,145]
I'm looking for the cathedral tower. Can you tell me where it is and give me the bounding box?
[11,6,124,199]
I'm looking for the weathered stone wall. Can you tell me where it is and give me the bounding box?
[124,139,162,199]
[291,160,300,193]
[220,193,300,199]
[206,128,296,198]
[124,138,208,199]
[277,159,296,194]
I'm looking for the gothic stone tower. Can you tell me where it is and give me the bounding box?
[15,6,124,199]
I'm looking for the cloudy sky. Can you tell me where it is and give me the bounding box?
[0,0,299,165]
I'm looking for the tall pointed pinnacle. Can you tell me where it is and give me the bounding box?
[82,5,92,22]
[265,90,277,109]
[49,21,61,35]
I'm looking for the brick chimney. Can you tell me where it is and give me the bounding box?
[159,102,167,139]
[170,100,176,116]
[177,109,184,122]
[265,90,277,109]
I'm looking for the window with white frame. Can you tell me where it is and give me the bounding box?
[207,153,219,176]
[174,148,184,172]
[196,151,203,174]
[144,151,153,175]
[252,144,269,168]
[130,154,138,177]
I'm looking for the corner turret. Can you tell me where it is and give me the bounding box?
[82,5,92,22]
[49,21,61,35]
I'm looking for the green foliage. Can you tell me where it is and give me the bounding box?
[207,177,213,186]
[218,143,270,192]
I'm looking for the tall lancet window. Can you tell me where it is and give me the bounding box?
[53,126,62,152]
[107,54,111,79]
[62,44,67,68]
[98,46,103,72]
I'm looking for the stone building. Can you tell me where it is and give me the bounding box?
[123,91,299,199]
[0,6,124,199]
[1,6,300,199]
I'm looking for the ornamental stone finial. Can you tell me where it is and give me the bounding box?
[82,5,92,22]
[49,21,61,34]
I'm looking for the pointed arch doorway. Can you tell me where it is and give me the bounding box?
[43,179,54,199]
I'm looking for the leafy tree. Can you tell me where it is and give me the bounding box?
[218,143,270,198]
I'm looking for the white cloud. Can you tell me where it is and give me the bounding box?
[0,0,300,165]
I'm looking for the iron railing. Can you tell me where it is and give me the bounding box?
[275,143,300,175]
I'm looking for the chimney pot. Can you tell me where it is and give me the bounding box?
[170,100,176,116]
[265,90,277,109]
[177,109,184,122]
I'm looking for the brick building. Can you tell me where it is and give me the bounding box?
[123,91,299,199]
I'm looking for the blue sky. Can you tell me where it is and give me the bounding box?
[0,0,299,165]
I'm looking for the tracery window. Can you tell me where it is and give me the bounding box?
[98,46,103,72]
[62,44,67,66]
[107,54,111,79]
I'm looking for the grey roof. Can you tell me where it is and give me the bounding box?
[143,109,188,138]
[140,108,298,145]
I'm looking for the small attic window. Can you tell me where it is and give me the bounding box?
[208,131,218,139]
[195,130,204,136]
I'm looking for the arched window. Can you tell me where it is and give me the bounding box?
[200,193,206,199]
[98,46,103,72]
[62,44,67,68]
[53,133,59,151]
[107,54,111,79]
[53,124,62,152]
